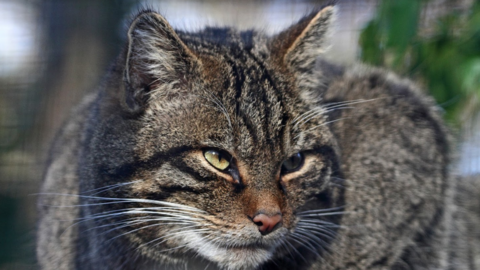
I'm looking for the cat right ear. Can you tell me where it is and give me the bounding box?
[123,11,199,112]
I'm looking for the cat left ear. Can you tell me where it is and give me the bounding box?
[123,11,199,112]
[271,5,335,73]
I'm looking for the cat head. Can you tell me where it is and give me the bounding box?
[89,4,342,269]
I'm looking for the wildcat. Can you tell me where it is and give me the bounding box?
[37,4,480,270]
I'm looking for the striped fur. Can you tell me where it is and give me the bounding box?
[37,4,480,270]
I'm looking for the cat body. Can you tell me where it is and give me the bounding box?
[37,5,480,269]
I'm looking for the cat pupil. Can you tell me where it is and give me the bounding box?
[282,153,304,173]
[204,149,230,171]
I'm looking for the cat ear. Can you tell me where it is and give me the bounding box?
[271,5,335,79]
[123,11,199,111]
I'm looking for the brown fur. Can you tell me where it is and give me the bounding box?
[37,5,480,270]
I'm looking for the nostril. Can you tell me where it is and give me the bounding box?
[254,220,263,227]
[252,213,282,235]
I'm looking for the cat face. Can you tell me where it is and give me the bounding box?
[86,5,342,269]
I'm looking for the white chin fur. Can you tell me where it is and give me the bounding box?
[183,231,274,270]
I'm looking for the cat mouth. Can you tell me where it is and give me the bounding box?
[180,229,283,268]
[187,232,284,251]
[194,240,274,269]
[214,241,273,251]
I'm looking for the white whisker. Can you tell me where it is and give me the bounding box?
[289,234,321,258]
[295,228,329,250]
[296,224,337,240]
[99,220,195,240]
[38,193,205,212]
[293,98,379,132]
[284,239,308,263]
[82,180,143,195]
[297,206,346,215]
[298,211,348,218]
[299,219,346,229]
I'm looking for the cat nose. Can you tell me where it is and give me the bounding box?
[252,213,282,235]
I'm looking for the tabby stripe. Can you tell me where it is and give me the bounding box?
[224,55,262,145]
[97,146,194,180]
[245,47,292,152]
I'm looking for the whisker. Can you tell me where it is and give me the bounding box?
[62,211,201,239]
[94,219,193,236]
[323,98,379,109]
[293,98,379,131]
[289,234,321,258]
[78,210,204,224]
[293,107,326,130]
[278,239,296,262]
[295,228,329,251]
[82,180,142,195]
[302,220,339,229]
[78,206,204,218]
[297,206,346,215]
[296,224,337,240]
[297,211,349,218]
[193,92,233,131]
[37,193,205,212]
[299,219,345,229]
[139,225,201,249]
[106,222,204,244]
[304,117,350,132]
[293,117,349,139]
[284,239,308,263]
[146,228,209,250]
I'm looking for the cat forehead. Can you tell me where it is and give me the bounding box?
[178,27,266,53]
[175,30,292,132]
[133,15,335,157]
[146,66,291,154]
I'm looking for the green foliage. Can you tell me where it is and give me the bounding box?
[360,0,480,125]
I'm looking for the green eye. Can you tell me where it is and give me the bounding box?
[204,149,231,171]
[281,152,304,174]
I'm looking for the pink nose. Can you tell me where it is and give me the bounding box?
[252,213,282,235]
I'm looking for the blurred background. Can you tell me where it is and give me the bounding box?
[0,0,478,269]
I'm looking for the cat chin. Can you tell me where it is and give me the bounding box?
[182,231,275,270]
[203,246,272,270]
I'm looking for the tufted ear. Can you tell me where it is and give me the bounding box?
[123,11,199,111]
[272,5,335,70]
[270,5,335,97]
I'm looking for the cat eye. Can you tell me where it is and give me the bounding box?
[281,152,304,174]
[204,149,231,171]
